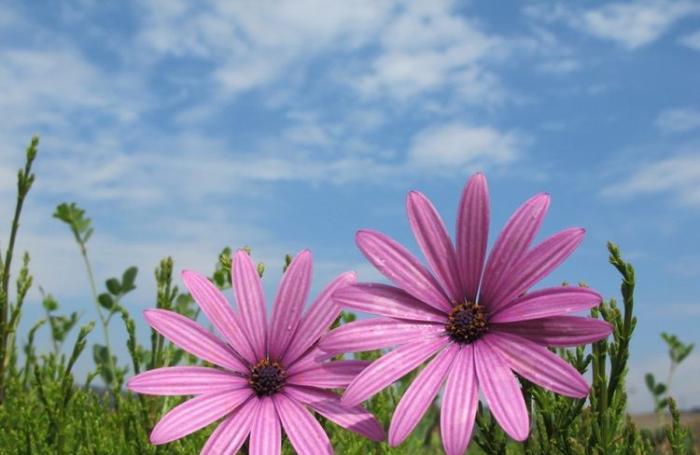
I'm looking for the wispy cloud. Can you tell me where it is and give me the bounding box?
[655,108,700,133]
[535,58,580,74]
[526,1,700,50]
[666,303,700,316]
[0,47,143,130]
[602,153,700,207]
[664,255,700,279]
[407,123,523,172]
[23,122,524,208]
[137,0,395,95]
[679,29,700,50]
[580,1,699,49]
[350,1,505,105]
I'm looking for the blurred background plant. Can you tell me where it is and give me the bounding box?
[646,334,694,414]
[0,138,696,453]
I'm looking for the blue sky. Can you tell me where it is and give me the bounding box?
[1,0,699,412]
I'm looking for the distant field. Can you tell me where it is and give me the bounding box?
[632,412,700,450]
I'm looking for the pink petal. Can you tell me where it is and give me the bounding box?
[274,393,332,455]
[233,250,267,360]
[332,283,447,323]
[144,309,246,372]
[249,397,280,455]
[492,316,613,346]
[490,286,603,323]
[480,193,550,309]
[440,345,478,455]
[287,360,370,388]
[456,173,490,302]
[286,386,385,441]
[484,332,590,398]
[473,340,529,441]
[342,335,449,407]
[319,318,445,355]
[356,230,451,312]
[389,343,458,446]
[127,366,246,396]
[287,347,333,376]
[283,271,356,365]
[200,397,258,455]
[268,250,313,360]
[407,191,463,302]
[489,228,585,312]
[182,270,256,364]
[149,388,253,444]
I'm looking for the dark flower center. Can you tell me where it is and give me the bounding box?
[445,301,488,344]
[249,358,287,397]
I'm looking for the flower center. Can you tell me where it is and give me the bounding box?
[249,358,287,397]
[445,301,488,344]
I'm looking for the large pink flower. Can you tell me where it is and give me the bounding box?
[128,250,384,455]
[321,173,612,454]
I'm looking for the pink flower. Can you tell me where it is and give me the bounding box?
[128,250,384,455]
[321,173,613,454]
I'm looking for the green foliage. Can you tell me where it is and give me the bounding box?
[214,246,233,288]
[41,288,79,356]
[646,333,694,414]
[661,333,694,367]
[666,398,693,455]
[54,198,140,393]
[53,203,94,246]
[283,253,293,273]
[0,136,39,403]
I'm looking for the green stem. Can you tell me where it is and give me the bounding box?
[79,244,118,391]
[666,362,676,400]
[0,137,38,404]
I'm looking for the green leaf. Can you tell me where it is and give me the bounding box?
[283,254,292,272]
[678,343,694,364]
[97,293,114,310]
[122,266,137,292]
[212,270,226,287]
[644,373,655,392]
[42,294,58,312]
[53,202,93,244]
[105,278,121,295]
[657,398,670,411]
[92,344,114,385]
[654,383,667,396]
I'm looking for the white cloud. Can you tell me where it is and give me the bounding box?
[536,58,580,74]
[137,0,511,108]
[526,1,700,50]
[0,47,146,129]
[655,108,700,133]
[679,29,700,50]
[138,0,396,95]
[0,120,524,216]
[581,1,699,49]
[602,153,700,207]
[352,1,505,104]
[408,123,522,171]
[0,48,101,128]
[667,302,700,315]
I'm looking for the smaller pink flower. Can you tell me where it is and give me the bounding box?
[321,173,613,455]
[128,250,384,455]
